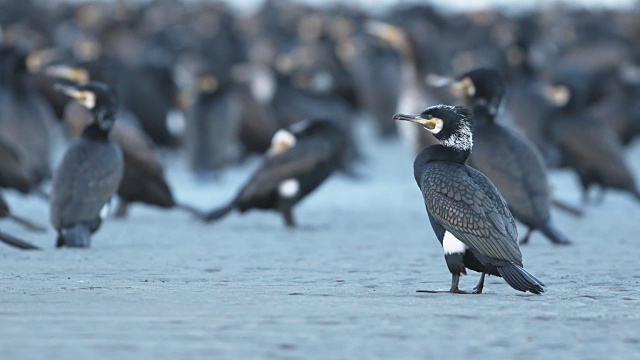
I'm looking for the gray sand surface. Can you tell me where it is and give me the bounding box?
[1,124,639,359]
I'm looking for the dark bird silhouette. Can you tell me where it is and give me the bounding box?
[0,227,39,250]
[394,105,544,294]
[543,71,640,203]
[46,64,202,218]
[202,119,348,227]
[51,82,124,248]
[0,46,56,186]
[449,68,570,245]
[0,189,46,233]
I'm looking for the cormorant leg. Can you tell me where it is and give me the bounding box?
[519,227,533,245]
[472,273,486,294]
[417,274,475,294]
[283,208,295,228]
[115,201,129,218]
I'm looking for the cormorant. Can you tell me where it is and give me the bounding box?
[394,105,545,294]
[46,64,202,218]
[202,119,348,227]
[543,71,640,203]
[51,81,124,248]
[449,68,571,245]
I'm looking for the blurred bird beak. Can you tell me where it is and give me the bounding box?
[541,85,570,107]
[425,74,455,88]
[54,83,83,98]
[54,84,96,109]
[364,21,405,47]
[448,77,476,98]
[393,113,437,130]
[26,49,60,73]
[44,65,90,84]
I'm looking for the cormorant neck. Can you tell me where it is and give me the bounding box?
[82,122,111,140]
[471,104,496,125]
[414,143,470,173]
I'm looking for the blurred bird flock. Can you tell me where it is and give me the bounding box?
[0,0,640,294]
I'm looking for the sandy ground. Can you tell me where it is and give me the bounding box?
[1,123,639,360]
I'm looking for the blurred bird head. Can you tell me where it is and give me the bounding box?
[55,81,117,132]
[394,105,474,151]
[267,129,297,156]
[450,68,506,116]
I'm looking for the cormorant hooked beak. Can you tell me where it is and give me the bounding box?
[54,84,96,109]
[44,65,90,84]
[393,113,437,130]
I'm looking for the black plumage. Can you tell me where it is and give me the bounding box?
[451,68,570,245]
[51,82,124,248]
[203,119,348,227]
[394,104,544,294]
[544,71,640,203]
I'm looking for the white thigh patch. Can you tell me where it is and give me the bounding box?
[278,179,300,199]
[443,231,468,255]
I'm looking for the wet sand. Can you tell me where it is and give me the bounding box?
[1,124,639,359]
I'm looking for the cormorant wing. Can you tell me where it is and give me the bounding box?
[422,163,522,265]
[50,139,123,228]
[237,138,333,202]
[551,118,633,183]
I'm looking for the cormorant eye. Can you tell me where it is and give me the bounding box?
[426,114,433,120]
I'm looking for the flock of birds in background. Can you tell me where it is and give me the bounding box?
[1,0,640,294]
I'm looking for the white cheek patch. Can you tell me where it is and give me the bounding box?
[443,231,468,255]
[268,129,296,155]
[430,118,444,134]
[278,179,300,199]
[82,91,96,109]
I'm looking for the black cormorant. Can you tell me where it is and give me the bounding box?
[51,81,124,248]
[202,119,348,227]
[449,68,570,245]
[394,105,545,294]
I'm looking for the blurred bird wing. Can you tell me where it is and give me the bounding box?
[552,119,633,181]
[423,164,522,265]
[51,140,124,228]
[237,138,333,202]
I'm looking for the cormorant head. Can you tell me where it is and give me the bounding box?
[267,129,297,156]
[394,105,474,151]
[55,81,117,132]
[450,68,505,116]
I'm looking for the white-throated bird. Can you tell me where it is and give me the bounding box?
[394,104,544,294]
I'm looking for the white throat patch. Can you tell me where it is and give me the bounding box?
[441,124,473,151]
[443,231,468,255]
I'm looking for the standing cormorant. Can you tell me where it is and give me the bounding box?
[394,105,544,294]
[51,82,124,248]
[202,119,348,227]
[448,68,571,245]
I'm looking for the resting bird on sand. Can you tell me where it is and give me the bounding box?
[51,82,124,248]
[394,105,545,294]
[202,119,348,227]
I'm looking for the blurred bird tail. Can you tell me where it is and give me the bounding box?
[58,225,91,248]
[202,202,234,223]
[8,214,47,232]
[176,202,205,218]
[538,222,571,245]
[550,198,584,217]
[497,264,545,295]
[0,230,40,250]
